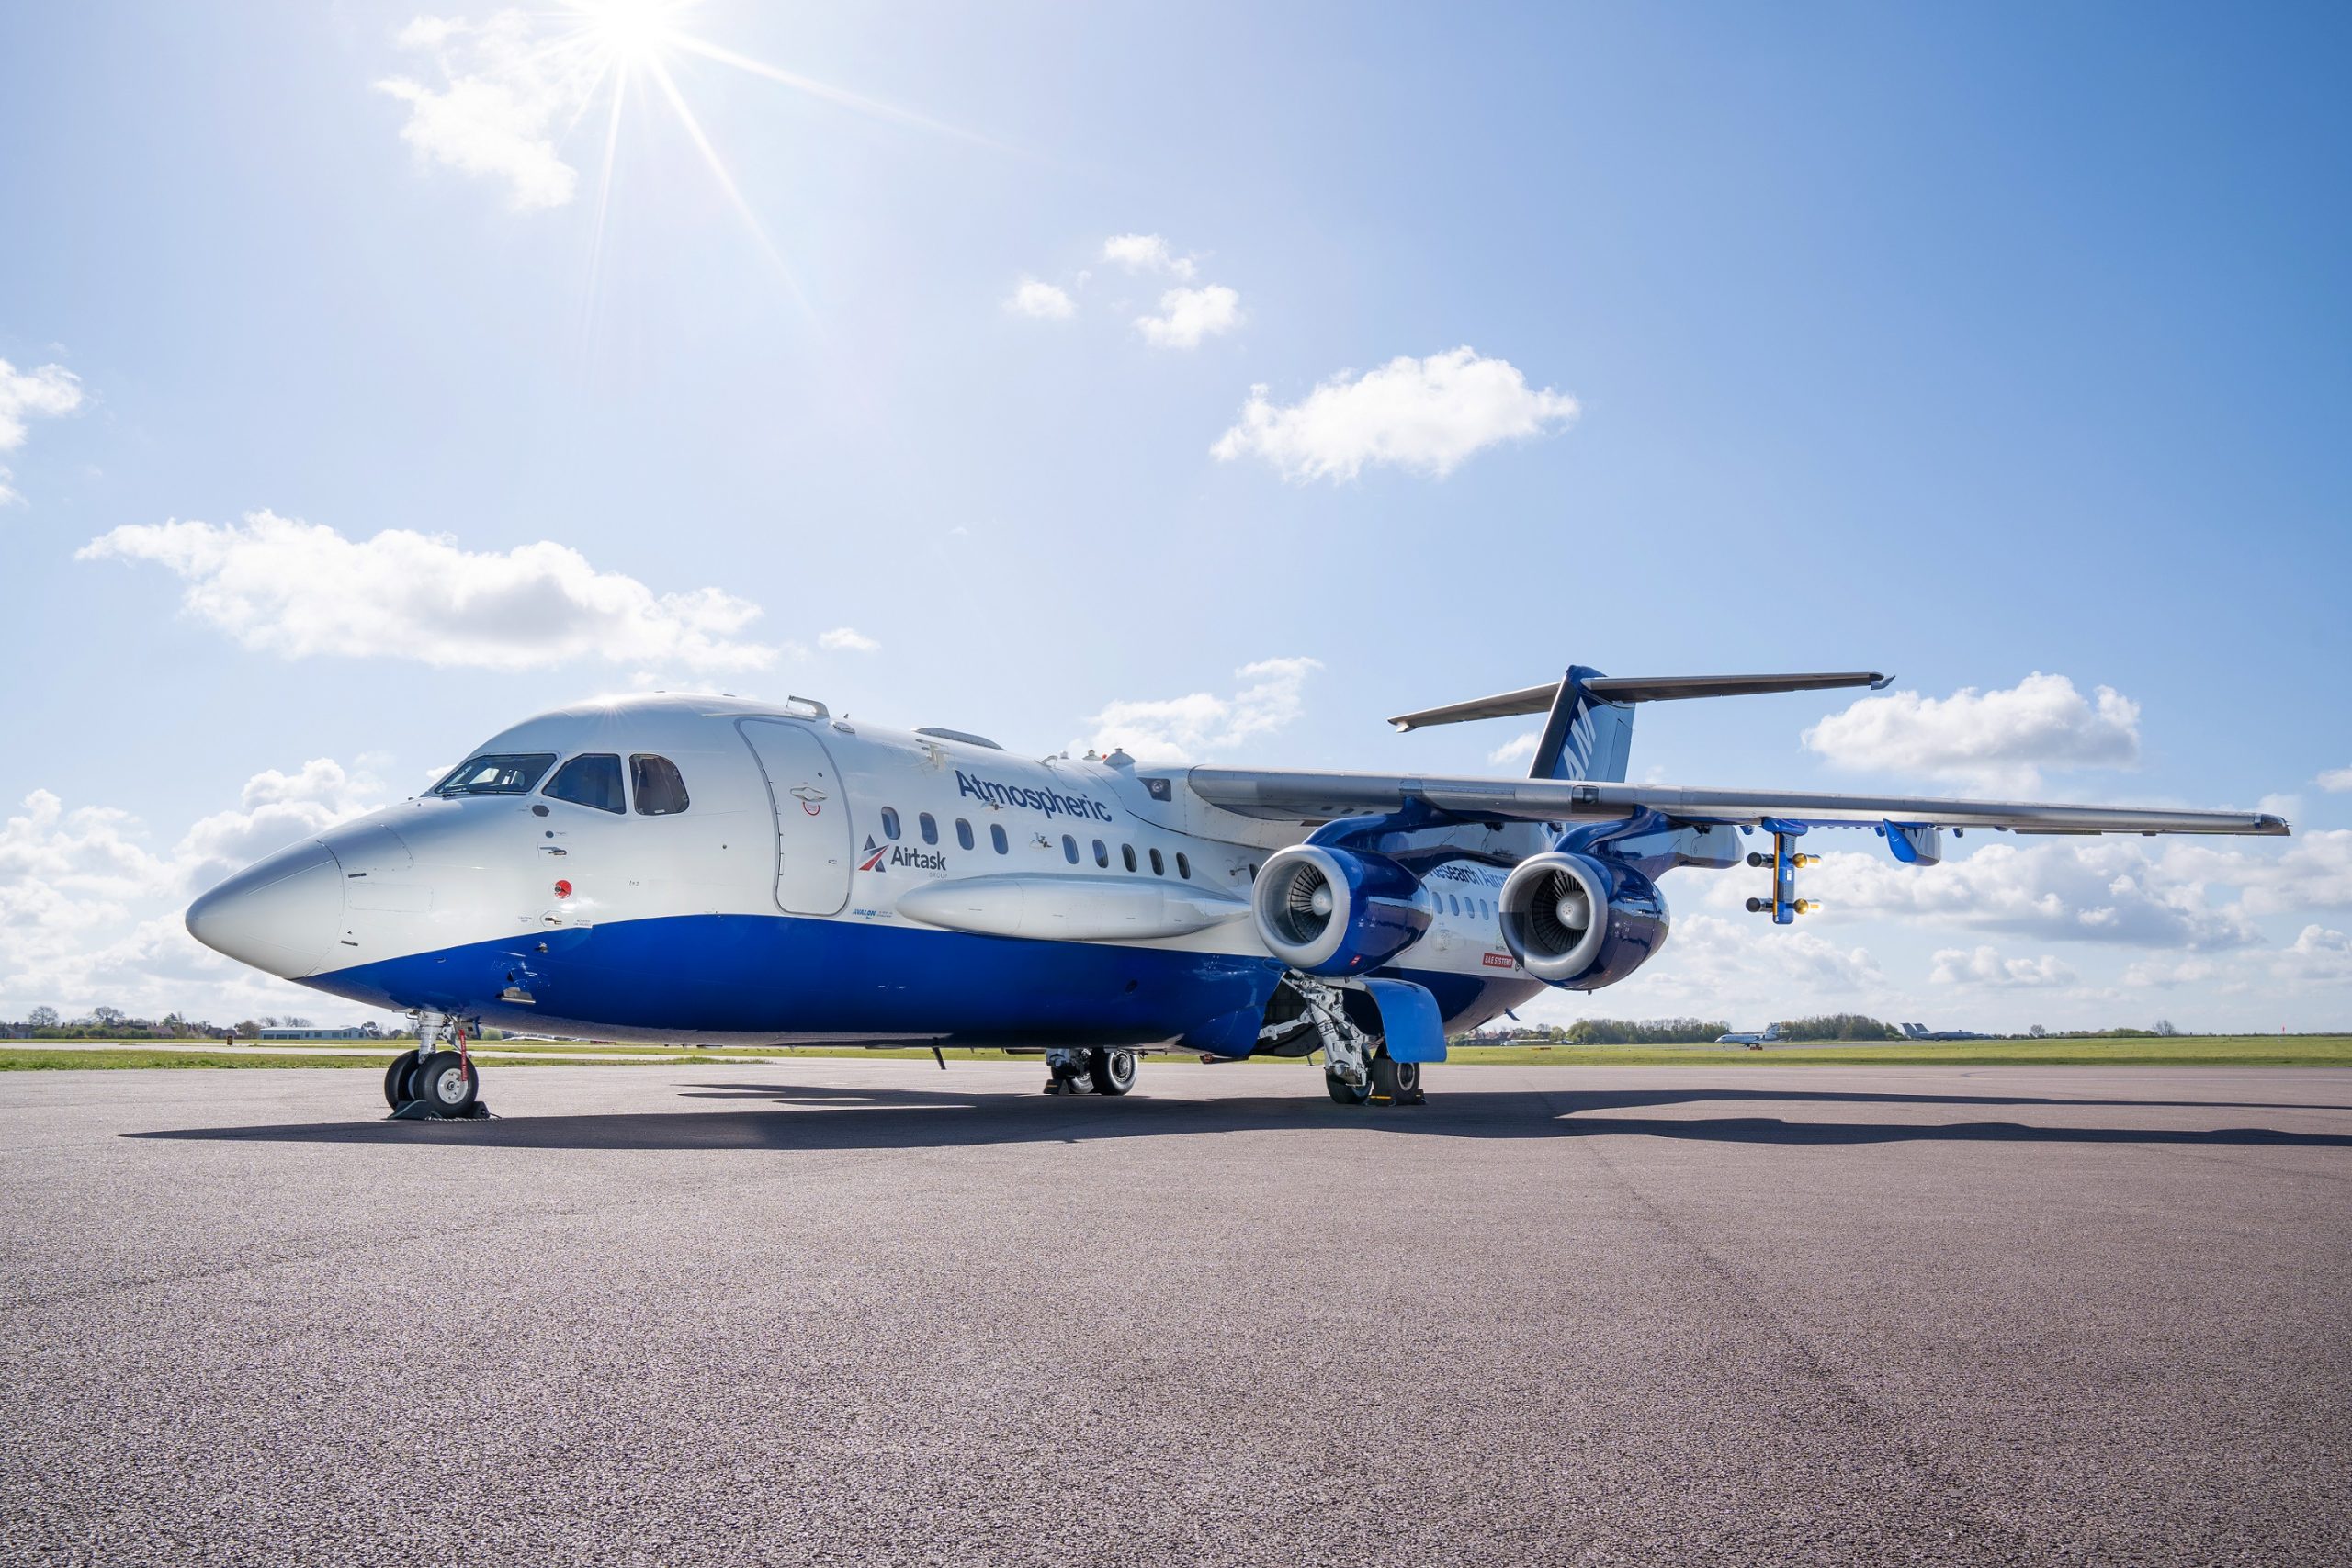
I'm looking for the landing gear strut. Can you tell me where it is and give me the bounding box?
[1275,974,1427,1109]
[386,1011,492,1120]
[1042,1047,1138,1097]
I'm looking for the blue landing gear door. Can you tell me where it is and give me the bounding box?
[1362,978,1447,1063]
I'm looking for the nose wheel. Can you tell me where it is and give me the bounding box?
[386,1013,493,1120]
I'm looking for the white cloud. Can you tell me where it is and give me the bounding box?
[0,358,82,450]
[1488,730,1540,768]
[2319,767,2352,793]
[1736,837,2264,951]
[1211,347,1579,482]
[1005,279,1075,320]
[818,626,879,653]
[376,11,583,210]
[1802,672,2140,793]
[79,510,780,673]
[177,759,381,895]
[0,764,390,1023]
[1567,912,1885,1017]
[2161,829,2352,917]
[1077,657,1320,765]
[2120,954,2222,989]
[0,357,85,506]
[1136,285,1242,349]
[1102,233,1194,278]
[2274,925,2352,985]
[1929,944,2077,987]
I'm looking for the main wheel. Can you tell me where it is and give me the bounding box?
[1393,1059,1423,1104]
[410,1050,479,1117]
[383,1048,421,1111]
[1325,1070,1371,1105]
[1088,1048,1137,1096]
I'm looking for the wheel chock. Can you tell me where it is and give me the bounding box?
[387,1100,494,1122]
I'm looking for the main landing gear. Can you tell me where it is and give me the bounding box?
[1042,1047,1138,1097]
[1273,974,1427,1109]
[384,1011,492,1121]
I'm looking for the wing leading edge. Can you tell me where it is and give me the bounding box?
[1183,766,2290,839]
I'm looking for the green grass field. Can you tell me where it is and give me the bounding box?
[3,1035,2347,1071]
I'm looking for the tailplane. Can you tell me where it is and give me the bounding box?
[1388,667,1891,782]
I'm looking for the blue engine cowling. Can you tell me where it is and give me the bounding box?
[1498,852,1669,990]
[1250,844,1434,977]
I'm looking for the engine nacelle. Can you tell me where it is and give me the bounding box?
[1250,844,1433,977]
[1498,852,1669,990]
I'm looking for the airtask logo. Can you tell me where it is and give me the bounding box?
[955,770,1114,823]
[860,837,947,874]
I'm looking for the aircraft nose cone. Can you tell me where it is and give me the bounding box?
[185,840,345,979]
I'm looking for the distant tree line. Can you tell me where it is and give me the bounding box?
[1561,1017,1732,1044]
[1771,1013,1902,1041]
[0,1006,397,1041]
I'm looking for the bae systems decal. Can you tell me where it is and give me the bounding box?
[955,770,1114,822]
[860,837,948,873]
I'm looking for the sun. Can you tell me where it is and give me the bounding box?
[571,0,689,69]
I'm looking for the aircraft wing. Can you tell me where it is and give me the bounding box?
[1183,766,2290,838]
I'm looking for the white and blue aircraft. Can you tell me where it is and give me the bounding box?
[183,667,2288,1117]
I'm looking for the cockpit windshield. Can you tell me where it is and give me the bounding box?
[430,753,558,796]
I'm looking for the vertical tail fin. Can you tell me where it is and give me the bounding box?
[1530,666,1634,783]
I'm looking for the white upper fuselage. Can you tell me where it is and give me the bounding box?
[187,693,1544,1044]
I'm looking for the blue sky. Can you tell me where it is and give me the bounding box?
[2,1,2346,1030]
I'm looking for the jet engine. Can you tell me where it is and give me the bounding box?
[1250,844,1433,976]
[1497,852,1668,989]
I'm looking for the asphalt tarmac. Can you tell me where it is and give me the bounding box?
[3,1061,2347,1567]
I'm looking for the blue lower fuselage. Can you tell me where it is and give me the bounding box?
[305,911,1542,1049]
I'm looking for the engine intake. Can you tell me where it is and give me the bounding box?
[1250,845,1433,977]
[1498,852,1668,989]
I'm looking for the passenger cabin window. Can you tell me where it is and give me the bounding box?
[1177,852,1192,880]
[920,812,939,845]
[1149,848,1165,876]
[433,753,557,796]
[545,753,625,814]
[629,755,690,816]
[956,818,975,851]
[1122,844,1137,873]
[1062,834,1079,864]
[990,824,1009,854]
[1092,839,1109,868]
[881,807,901,840]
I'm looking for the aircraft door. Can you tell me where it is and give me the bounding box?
[738,719,853,915]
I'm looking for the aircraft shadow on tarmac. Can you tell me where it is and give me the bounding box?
[129,1080,2352,1156]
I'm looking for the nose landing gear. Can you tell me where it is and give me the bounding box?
[386,1011,493,1120]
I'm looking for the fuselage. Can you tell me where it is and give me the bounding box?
[186,694,1549,1048]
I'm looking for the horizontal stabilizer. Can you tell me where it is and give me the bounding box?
[1388,671,1891,731]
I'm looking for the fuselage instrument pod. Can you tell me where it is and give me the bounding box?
[184,667,2290,1115]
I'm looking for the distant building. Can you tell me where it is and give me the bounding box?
[257,1026,373,1041]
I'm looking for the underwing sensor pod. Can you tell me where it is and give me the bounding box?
[1250,844,1433,976]
[1497,852,1667,989]
[181,662,2289,1117]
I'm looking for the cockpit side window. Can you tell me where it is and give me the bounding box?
[545,754,626,814]
[432,753,558,796]
[630,755,691,816]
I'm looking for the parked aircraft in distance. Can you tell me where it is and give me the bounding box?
[1899,1021,1993,1041]
[1717,1022,1784,1048]
[184,665,2288,1117]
